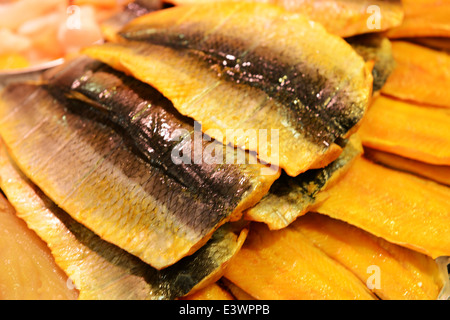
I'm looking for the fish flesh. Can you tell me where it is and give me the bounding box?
[245,134,363,230]
[83,2,373,177]
[316,156,450,259]
[294,213,446,300]
[364,148,450,187]
[346,34,396,93]
[223,222,377,300]
[358,95,450,166]
[0,81,276,269]
[165,0,404,38]
[381,41,450,109]
[0,189,77,300]
[387,0,450,38]
[0,142,248,299]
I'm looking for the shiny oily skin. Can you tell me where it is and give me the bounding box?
[45,56,265,212]
[0,143,247,300]
[0,83,270,269]
[84,2,372,176]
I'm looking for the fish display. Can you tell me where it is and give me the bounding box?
[0,0,448,301]
[83,2,373,177]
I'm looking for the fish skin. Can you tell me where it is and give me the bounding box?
[245,134,363,230]
[0,141,248,300]
[83,2,372,177]
[0,82,274,269]
[316,156,450,259]
[294,213,445,300]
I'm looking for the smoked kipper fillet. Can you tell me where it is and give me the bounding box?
[315,156,450,259]
[358,95,450,166]
[0,142,248,300]
[165,0,404,38]
[0,191,78,300]
[245,134,363,230]
[294,213,446,300]
[380,41,450,109]
[83,2,373,177]
[364,148,450,187]
[386,0,450,38]
[0,82,275,270]
[223,222,377,300]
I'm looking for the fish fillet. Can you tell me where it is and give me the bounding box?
[0,82,274,269]
[381,41,450,109]
[0,142,248,299]
[316,156,450,259]
[83,2,373,176]
[358,95,450,165]
[245,134,363,230]
[165,0,404,38]
[294,213,445,300]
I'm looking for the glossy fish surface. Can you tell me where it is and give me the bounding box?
[245,134,363,230]
[0,82,275,270]
[0,140,248,300]
[83,2,373,177]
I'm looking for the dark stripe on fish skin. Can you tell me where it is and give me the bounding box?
[2,153,239,300]
[1,83,234,242]
[45,57,253,209]
[120,26,364,147]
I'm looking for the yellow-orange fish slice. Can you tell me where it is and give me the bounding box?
[0,191,78,300]
[381,41,450,109]
[0,82,272,270]
[316,156,450,259]
[83,2,373,177]
[0,142,248,299]
[245,134,363,230]
[223,222,377,300]
[294,213,446,300]
[165,0,404,38]
[387,0,450,38]
[364,148,450,187]
[358,95,450,166]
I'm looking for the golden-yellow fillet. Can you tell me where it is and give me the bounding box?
[316,156,450,259]
[224,222,377,300]
[381,41,450,109]
[294,213,446,300]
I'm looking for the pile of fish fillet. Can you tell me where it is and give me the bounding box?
[0,0,449,300]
